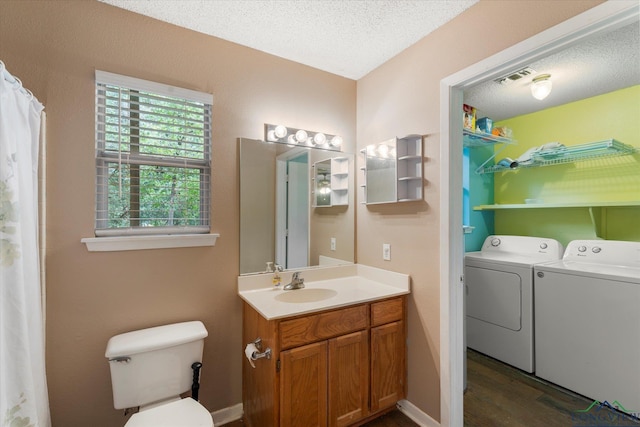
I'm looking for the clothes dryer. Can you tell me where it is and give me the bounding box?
[465,235,563,372]
[534,240,640,415]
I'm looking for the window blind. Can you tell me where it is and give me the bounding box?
[95,71,213,236]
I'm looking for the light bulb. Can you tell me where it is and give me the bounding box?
[295,129,308,143]
[330,136,343,148]
[366,145,376,156]
[313,133,327,145]
[267,130,277,141]
[531,74,552,100]
[274,125,287,138]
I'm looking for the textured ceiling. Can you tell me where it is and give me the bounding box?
[98,0,478,80]
[464,21,640,121]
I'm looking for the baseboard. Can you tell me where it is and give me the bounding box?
[397,399,440,427]
[211,403,243,425]
[210,400,436,427]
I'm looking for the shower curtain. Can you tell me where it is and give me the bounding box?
[0,61,51,427]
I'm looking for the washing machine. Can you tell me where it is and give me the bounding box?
[534,240,640,414]
[465,235,563,373]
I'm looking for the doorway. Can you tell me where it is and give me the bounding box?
[439,2,639,426]
[275,150,309,269]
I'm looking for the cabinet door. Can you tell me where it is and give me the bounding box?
[328,330,369,427]
[370,321,405,412]
[280,341,328,427]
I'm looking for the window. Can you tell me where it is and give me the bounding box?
[94,71,213,237]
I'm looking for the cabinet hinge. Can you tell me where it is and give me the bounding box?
[276,359,281,372]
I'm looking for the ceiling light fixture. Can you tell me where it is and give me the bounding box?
[531,74,552,100]
[264,124,342,151]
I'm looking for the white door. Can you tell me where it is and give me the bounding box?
[286,155,309,269]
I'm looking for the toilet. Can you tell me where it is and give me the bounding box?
[105,321,214,427]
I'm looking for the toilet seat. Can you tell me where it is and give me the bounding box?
[125,397,214,427]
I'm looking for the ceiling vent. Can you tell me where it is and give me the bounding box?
[494,67,537,85]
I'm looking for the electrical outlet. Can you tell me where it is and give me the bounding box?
[330,237,336,251]
[383,243,391,261]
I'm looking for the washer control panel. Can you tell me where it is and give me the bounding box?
[563,240,640,267]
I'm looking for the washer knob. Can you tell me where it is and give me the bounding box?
[540,243,548,249]
[592,246,602,253]
[490,238,501,247]
[578,245,587,252]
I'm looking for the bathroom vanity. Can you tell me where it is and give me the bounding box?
[238,265,409,427]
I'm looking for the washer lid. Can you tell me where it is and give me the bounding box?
[125,398,213,427]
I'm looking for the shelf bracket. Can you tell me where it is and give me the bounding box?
[474,142,512,174]
[588,207,606,239]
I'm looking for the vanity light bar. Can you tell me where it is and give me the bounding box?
[264,123,343,152]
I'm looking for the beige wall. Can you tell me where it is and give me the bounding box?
[355,0,603,421]
[0,1,355,426]
[0,0,607,425]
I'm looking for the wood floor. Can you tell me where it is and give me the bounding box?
[465,349,639,427]
[222,350,639,426]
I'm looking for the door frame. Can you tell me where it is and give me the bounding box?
[438,2,639,426]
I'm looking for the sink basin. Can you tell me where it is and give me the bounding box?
[275,288,338,303]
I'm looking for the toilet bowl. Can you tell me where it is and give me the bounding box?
[106,321,214,427]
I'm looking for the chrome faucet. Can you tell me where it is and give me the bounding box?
[284,272,305,290]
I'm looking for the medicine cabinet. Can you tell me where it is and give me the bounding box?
[312,157,349,207]
[361,135,423,204]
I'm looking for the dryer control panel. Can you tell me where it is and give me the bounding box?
[480,235,563,259]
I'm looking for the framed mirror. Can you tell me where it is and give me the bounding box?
[239,138,355,275]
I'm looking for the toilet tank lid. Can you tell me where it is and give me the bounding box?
[106,321,208,358]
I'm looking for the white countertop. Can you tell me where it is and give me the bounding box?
[238,264,410,320]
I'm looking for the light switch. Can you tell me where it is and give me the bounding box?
[330,237,336,251]
[383,243,391,260]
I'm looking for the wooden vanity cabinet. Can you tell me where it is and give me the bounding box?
[370,298,405,412]
[242,296,406,427]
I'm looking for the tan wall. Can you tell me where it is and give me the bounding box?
[355,0,603,421]
[0,1,355,426]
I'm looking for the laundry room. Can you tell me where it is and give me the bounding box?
[461,18,640,424]
[462,22,639,251]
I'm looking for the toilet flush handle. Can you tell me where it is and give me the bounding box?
[108,356,131,364]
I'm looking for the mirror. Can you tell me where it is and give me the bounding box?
[240,138,355,275]
[364,139,398,204]
[313,157,350,207]
[362,135,423,204]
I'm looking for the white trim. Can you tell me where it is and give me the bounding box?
[81,233,219,252]
[211,403,243,425]
[397,399,440,427]
[95,70,214,105]
[439,2,640,426]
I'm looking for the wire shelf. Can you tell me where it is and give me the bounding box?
[479,139,637,174]
[462,129,516,148]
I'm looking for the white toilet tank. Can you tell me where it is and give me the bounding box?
[105,321,208,410]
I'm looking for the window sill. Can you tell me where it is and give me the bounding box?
[81,233,220,252]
